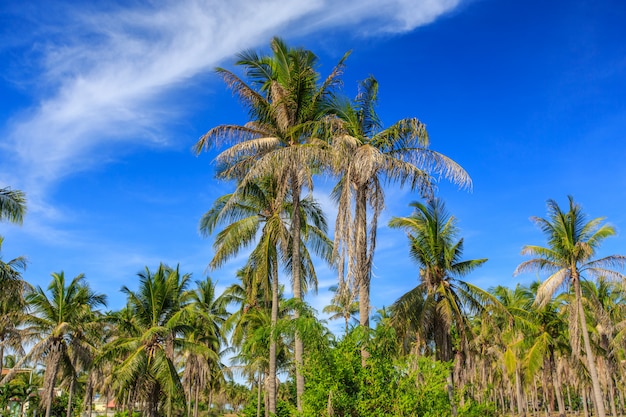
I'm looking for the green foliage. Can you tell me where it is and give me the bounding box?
[457,400,497,417]
[302,320,452,417]
[113,411,141,417]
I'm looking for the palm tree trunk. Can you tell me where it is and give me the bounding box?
[355,187,369,332]
[516,366,526,417]
[552,356,565,417]
[290,175,304,412]
[574,277,606,417]
[582,387,589,417]
[66,376,75,417]
[448,371,458,417]
[43,344,62,417]
[193,382,200,417]
[268,257,278,415]
[256,371,262,417]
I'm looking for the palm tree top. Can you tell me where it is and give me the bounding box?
[515,196,626,305]
[0,187,26,225]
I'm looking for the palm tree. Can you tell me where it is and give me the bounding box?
[389,198,489,416]
[0,237,28,378]
[182,277,229,417]
[20,272,106,417]
[322,283,358,334]
[196,37,346,410]
[329,77,471,337]
[0,188,28,380]
[201,176,330,414]
[515,196,626,417]
[99,264,202,417]
[0,187,26,225]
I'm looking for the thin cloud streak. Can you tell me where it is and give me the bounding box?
[1,0,462,202]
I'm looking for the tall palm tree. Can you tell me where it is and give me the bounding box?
[515,196,626,417]
[22,272,106,417]
[201,176,330,414]
[329,77,471,337]
[389,198,489,416]
[196,37,346,410]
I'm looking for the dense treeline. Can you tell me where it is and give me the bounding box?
[2,38,626,417]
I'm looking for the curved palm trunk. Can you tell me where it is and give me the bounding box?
[268,257,279,415]
[574,275,606,417]
[290,174,305,412]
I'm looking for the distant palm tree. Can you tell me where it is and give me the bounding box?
[322,283,358,334]
[100,264,200,417]
[515,196,626,417]
[329,77,470,338]
[389,198,489,417]
[23,272,106,417]
[182,277,229,417]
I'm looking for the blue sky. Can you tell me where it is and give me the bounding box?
[1,0,626,332]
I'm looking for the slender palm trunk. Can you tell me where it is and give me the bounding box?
[355,187,370,366]
[268,256,278,415]
[552,355,565,417]
[193,381,200,417]
[290,175,305,412]
[43,345,62,417]
[515,366,526,417]
[582,387,589,417]
[66,376,75,417]
[256,371,262,417]
[574,276,606,417]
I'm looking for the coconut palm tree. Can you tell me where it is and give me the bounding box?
[329,77,471,337]
[196,37,346,410]
[201,176,331,414]
[182,277,229,417]
[0,237,28,379]
[0,187,26,225]
[99,264,202,417]
[20,272,106,417]
[389,198,489,417]
[322,283,358,334]
[515,196,626,417]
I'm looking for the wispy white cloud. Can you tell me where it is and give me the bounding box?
[0,0,462,209]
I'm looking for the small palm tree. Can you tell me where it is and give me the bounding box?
[182,277,229,417]
[23,272,106,417]
[0,237,28,378]
[515,196,626,417]
[389,198,489,416]
[322,283,358,334]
